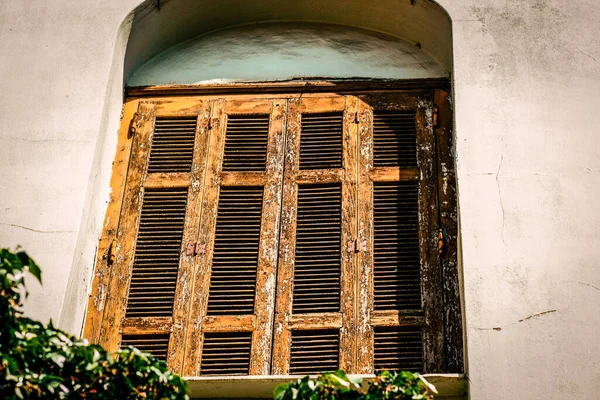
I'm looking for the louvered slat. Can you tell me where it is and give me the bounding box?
[200,332,252,375]
[373,182,421,310]
[121,334,170,360]
[293,184,341,314]
[147,117,197,173]
[290,330,340,375]
[222,115,269,171]
[299,113,343,170]
[374,327,423,372]
[373,111,417,167]
[126,188,188,317]
[206,186,263,315]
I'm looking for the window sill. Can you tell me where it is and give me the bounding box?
[186,374,467,399]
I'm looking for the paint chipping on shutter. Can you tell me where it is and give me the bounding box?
[290,330,340,375]
[222,115,269,171]
[373,182,421,310]
[373,111,417,167]
[293,184,341,314]
[299,113,343,170]
[200,332,252,375]
[374,327,423,372]
[126,188,188,317]
[148,117,197,173]
[121,334,170,360]
[206,186,264,315]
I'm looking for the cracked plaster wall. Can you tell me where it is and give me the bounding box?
[1,0,599,399]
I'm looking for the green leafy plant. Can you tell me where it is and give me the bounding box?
[0,248,189,399]
[274,370,436,400]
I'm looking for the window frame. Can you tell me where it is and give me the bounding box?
[83,79,463,376]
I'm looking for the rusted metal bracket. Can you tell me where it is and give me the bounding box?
[186,241,207,256]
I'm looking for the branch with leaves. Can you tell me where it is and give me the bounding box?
[0,248,189,399]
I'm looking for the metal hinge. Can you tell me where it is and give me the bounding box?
[186,241,206,256]
[107,239,117,266]
[438,228,447,255]
[433,105,439,128]
[348,239,367,253]
[128,111,143,139]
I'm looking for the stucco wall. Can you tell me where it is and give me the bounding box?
[1,1,599,399]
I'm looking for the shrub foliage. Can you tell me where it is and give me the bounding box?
[274,370,436,400]
[0,248,189,399]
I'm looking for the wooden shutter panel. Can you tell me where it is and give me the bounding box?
[356,93,444,373]
[272,96,358,374]
[125,187,188,318]
[183,98,286,376]
[96,100,211,373]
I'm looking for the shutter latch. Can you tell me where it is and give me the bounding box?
[186,241,207,256]
[433,105,439,128]
[348,239,367,253]
[353,111,367,124]
[202,118,220,131]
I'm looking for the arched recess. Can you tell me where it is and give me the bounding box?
[124,0,453,85]
[128,22,447,86]
[75,0,464,383]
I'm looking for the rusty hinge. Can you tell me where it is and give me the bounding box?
[348,239,368,253]
[107,239,117,266]
[433,105,439,128]
[128,112,143,139]
[186,241,207,256]
[438,227,447,255]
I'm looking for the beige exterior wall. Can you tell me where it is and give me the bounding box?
[1,0,599,398]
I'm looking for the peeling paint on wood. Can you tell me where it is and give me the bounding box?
[87,84,461,377]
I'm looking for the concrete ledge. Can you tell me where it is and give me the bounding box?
[186,374,467,399]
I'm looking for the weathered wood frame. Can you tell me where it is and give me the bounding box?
[83,79,463,376]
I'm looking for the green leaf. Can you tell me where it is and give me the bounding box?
[274,383,289,400]
[17,251,41,284]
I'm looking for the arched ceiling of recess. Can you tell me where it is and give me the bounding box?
[124,0,452,86]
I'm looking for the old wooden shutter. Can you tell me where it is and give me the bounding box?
[86,86,457,376]
[183,98,287,376]
[98,100,211,373]
[272,96,358,374]
[355,93,444,373]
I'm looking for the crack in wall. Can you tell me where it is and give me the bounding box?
[0,222,76,234]
[496,153,506,253]
[567,281,600,292]
[473,309,557,331]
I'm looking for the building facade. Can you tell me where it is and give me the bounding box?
[1,0,599,398]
